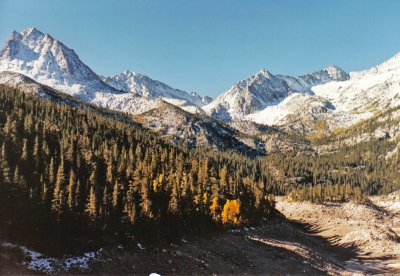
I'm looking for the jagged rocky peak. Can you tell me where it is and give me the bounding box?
[0,27,118,99]
[0,27,101,83]
[3,27,42,45]
[0,27,209,115]
[2,27,48,59]
[21,27,45,41]
[21,26,42,36]
[235,68,288,92]
[256,68,272,78]
[323,65,349,81]
[203,64,351,121]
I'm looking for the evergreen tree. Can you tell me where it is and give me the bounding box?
[67,170,76,210]
[86,185,97,219]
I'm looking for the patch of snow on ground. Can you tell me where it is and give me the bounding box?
[1,242,102,273]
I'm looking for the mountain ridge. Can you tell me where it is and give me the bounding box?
[0,27,209,115]
[1,27,400,137]
[203,65,349,121]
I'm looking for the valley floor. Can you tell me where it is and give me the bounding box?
[276,193,400,275]
[1,193,399,275]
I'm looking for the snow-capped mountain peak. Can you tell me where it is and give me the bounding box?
[203,68,290,120]
[101,70,211,107]
[323,65,349,81]
[2,27,400,136]
[0,27,115,98]
[256,68,272,77]
[203,65,349,121]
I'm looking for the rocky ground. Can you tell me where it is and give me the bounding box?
[276,192,400,275]
[0,218,353,275]
[1,192,399,275]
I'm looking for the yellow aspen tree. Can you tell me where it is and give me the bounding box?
[230,199,240,224]
[221,199,231,224]
[152,179,158,192]
[202,192,208,205]
[209,197,219,220]
[221,199,240,224]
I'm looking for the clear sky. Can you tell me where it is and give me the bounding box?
[1,0,400,97]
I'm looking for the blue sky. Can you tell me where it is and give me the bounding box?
[1,0,400,97]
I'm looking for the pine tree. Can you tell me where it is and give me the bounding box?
[52,157,66,215]
[219,165,228,192]
[48,157,56,185]
[106,158,113,185]
[1,143,12,185]
[13,165,21,186]
[139,177,152,218]
[168,183,179,214]
[86,185,97,219]
[33,135,41,172]
[67,170,76,210]
[101,185,109,217]
[112,181,119,209]
[75,179,81,209]
[42,182,49,203]
[21,138,29,162]
[124,198,136,224]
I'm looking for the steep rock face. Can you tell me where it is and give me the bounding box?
[203,66,348,121]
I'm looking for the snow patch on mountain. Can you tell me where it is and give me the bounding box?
[312,53,400,114]
[246,93,334,126]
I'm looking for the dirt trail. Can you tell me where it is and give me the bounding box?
[276,192,400,275]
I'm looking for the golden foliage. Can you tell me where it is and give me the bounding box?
[221,199,240,224]
[209,197,219,219]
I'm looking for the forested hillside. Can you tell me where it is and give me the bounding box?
[0,85,274,255]
[1,82,399,257]
[265,109,400,202]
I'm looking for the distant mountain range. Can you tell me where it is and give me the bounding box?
[1,27,400,142]
[0,27,210,115]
